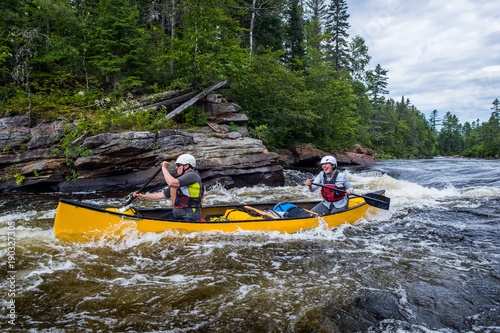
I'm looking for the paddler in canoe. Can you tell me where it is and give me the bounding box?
[53,152,390,241]
[306,155,353,216]
[132,154,205,221]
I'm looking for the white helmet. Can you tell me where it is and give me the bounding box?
[176,154,196,168]
[320,155,337,166]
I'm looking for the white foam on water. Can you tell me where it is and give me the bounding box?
[0,210,39,224]
[24,259,76,291]
[235,284,261,300]
[37,208,57,219]
[108,273,149,286]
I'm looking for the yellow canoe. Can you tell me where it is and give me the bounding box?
[54,191,385,242]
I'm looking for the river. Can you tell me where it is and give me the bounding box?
[1,158,499,332]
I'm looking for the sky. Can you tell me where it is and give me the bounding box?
[347,0,500,125]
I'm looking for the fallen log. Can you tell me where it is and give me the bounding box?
[165,81,229,119]
[137,88,192,107]
[128,91,198,113]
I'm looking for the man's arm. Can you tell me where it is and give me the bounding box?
[161,161,181,188]
[133,191,166,200]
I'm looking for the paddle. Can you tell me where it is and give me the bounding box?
[311,183,390,210]
[243,205,278,219]
[124,166,163,206]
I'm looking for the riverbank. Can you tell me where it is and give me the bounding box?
[0,115,375,194]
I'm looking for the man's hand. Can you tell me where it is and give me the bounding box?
[133,191,144,199]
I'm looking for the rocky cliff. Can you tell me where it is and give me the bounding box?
[0,113,374,194]
[0,115,285,193]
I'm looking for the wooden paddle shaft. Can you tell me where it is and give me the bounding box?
[243,206,278,219]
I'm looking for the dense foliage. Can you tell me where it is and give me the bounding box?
[1,0,498,158]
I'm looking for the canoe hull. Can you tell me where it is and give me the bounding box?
[54,194,384,242]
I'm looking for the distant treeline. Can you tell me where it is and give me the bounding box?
[1,0,498,158]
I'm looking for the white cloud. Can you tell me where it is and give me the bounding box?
[348,0,500,124]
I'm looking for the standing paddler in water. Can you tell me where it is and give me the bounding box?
[133,154,205,221]
[305,156,353,216]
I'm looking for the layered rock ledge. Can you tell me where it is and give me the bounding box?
[278,144,375,169]
[0,115,375,194]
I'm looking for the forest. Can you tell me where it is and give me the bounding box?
[1,0,499,158]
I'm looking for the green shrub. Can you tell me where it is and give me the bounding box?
[228,122,238,132]
[184,106,207,126]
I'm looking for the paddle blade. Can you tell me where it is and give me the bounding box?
[362,192,391,210]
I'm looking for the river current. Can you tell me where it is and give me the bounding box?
[1,158,499,332]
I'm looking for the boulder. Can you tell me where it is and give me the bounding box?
[277,149,295,166]
[213,112,248,125]
[192,133,284,188]
[278,143,376,168]
[350,144,374,156]
[0,115,30,128]
[27,121,66,149]
[206,102,242,114]
[289,144,325,167]
[205,93,242,115]
[334,151,375,166]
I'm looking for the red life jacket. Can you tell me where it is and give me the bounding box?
[321,171,345,202]
[174,192,202,209]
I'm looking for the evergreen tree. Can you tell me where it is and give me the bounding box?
[303,0,327,50]
[348,35,371,82]
[163,0,248,88]
[438,111,463,155]
[285,0,305,70]
[462,121,473,150]
[492,98,500,115]
[429,109,440,132]
[229,0,286,55]
[366,64,389,106]
[484,100,500,156]
[351,80,374,148]
[88,0,149,93]
[324,0,349,71]
[462,101,500,158]
[251,7,286,54]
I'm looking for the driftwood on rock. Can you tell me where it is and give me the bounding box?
[137,88,192,107]
[165,81,229,119]
[129,91,197,113]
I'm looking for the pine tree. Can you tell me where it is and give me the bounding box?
[324,0,350,71]
[429,109,440,132]
[492,98,500,115]
[285,0,305,70]
[250,3,286,54]
[348,35,371,82]
[304,0,327,50]
[89,0,149,93]
[485,99,500,156]
[366,64,389,107]
[438,111,463,155]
